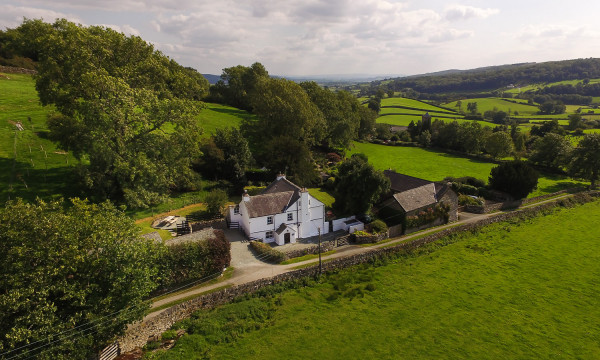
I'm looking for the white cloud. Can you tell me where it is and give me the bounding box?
[0,4,80,28]
[444,5,499,21]
[98,24,141,36]
[429,28,473,43]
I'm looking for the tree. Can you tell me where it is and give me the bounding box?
[529,119,566,137]
[569,133,600,188]
[24,19,207,208]
[208,62,269,110]
[529,133,572,169]
[484,131,514,159]
[568,113,584,130]
[334,154,390,215]
[467,102,478,115]
[205,189,229,217]
[367,98,381,113]
[489,161,539,199]
[212,127,253,188]
[357,106,377,139]
[0,198,161,359]
[263,136,318,186]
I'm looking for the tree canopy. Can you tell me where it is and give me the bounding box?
[0,198,161,360]
[489,161,539,199]
[334,154,390,215]
[8,19,209,208]
[569,133,600,188]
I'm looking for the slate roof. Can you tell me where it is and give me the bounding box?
[262,177,301,195]
[275,223,296,235]
[384,170,432,193]
[392,183,437,213]
[244,191,295,218]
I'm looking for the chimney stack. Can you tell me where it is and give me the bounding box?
[242,189,250,202]
[276,173,286,180]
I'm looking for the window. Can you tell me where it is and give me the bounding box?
[287,213,293,221]
[266,231,274,239]
[267,216,273,225]
[234,205,240,214]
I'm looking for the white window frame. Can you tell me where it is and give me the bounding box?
[266,231,274,239]
[287,212,293,221]
[267,216,273,225]
[234,205,240,214]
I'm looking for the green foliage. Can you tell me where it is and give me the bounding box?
[204,189,229,217]
[530,119,566,137]
[334,154,390,215]
[0,198,161,359]
[405,203,450,229]
[159,230,231,290]
[569,133,600,188]
[484,131,514,159]
[248,241,287,264]
[262,136,318,186]
[10,19,209,208]
[489,161,539,199]
[243,186,266,196]
[208,62,269,111]
[161,330,178,341]
[529,133,572,169]
[369,219,388,234]
[458,194,483,206]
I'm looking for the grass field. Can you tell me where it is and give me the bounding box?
[0,72,81,203]
[381,97,456,113]
[152,199,600,359]
[377,114,495,128]
[308,188,335,208]
[347,142,585,197]
[196,103,252,137]
[444,97,540,116]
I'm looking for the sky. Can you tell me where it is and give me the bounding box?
[2,0,600,77]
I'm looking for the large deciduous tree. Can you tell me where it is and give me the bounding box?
[569,133,600,188]
[15,19,208,208]
[484,131,514,159]
[489,161,539,199]
[529,133,572,169]
[334,154,390,215]
[208,62,269,111]
[0,198,161,360]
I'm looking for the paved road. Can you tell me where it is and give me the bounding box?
[146,193,575,319]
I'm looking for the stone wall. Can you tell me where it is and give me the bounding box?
[117,192,598,354]
[462,188,581,214]
[353,231,389,244]
[283,240,337,259]
[0,65,37,74]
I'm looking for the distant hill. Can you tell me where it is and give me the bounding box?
[369,58,600,94]
[202,74,221,84]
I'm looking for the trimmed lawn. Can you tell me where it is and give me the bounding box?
[155,200,600,360]
[308,188,335,208]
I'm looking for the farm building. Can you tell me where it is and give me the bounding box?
[227,175,328,245]
[377,170,458,228]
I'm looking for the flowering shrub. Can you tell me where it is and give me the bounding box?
[405,203,450,229]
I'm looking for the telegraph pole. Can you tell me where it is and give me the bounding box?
[318,227,322,277]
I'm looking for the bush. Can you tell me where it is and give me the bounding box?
[249,241,287,264]
[243,185,266,196]
[369,219,388,234]
[205,189,228,217]
[452,182,479,196]
[405,203,450,229]
[352,230,369,237]
[489,161,539,199]
[458,194,483,206]
[161,330,178,341]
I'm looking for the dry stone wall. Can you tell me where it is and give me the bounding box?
[117,192,598,354]
[0,65,37,74]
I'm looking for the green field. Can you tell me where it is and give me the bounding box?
[377,114,495,128]
[0,72,81,203]
[196,103,252,137]
[381,97,456,113]
[153,199,600,359]
[347,142,584,197]
[444,97,540,116]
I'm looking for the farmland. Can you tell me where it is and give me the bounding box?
[443,97,539,116]
[152,199,600,360]
[347,142,585,197]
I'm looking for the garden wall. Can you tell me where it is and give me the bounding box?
[0,65,37,74]
[462,188,581,214]
[190,218,227,232]
[116,192,599,354]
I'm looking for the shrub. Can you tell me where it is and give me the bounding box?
[326,152,342,163]
[205,189,228,217]
[161,330,178,341]
[369,219,388,234]
[458,194,483,206]
[489,161,539,199]
[405,203,450,229]
[452,182,479,196]
[243,185,266,196]
[352,230,369,237]
[249,241,287,264]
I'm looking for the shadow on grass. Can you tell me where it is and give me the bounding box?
[209,106,253,119]
[0,157,83,203]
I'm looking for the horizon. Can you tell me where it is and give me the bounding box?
[2,1,599,76]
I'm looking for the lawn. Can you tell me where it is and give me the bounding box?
[308,188,335,208]
[443,97,540,116]
[347,142,585,197]
[0,72,81,203]
[377,114,495,128]
[152,199,600,360]
[196,103,253,137]
[381,97,456,113]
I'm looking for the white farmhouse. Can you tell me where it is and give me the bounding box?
[227,175,328,245]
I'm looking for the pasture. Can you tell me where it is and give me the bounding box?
[381,97,456,113]
[153,199,600,360]
[443,97,539,116]
[347,142,585,197]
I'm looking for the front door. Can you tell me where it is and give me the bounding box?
[284,232,291,244]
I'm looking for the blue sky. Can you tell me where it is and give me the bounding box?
[2,0,599,76]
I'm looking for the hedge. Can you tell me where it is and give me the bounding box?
[249,241,288,264]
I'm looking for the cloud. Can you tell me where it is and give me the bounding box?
[516,24,600,40]
[0,4,80,28]
[444,5,499,21]
[429,28,473,43]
